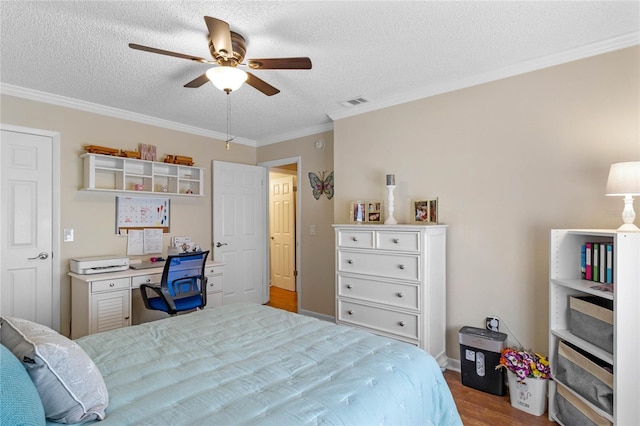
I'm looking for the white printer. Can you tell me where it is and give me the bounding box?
[69,255,130,275]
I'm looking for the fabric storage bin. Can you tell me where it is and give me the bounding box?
[569,296,613,353]
[555,340,613,414]
[555,383,612,426]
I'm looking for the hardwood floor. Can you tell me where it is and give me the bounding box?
[443,369,554,425]
[264,285,297,312]
[266,289,553,425]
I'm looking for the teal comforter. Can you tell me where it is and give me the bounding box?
[65,304,462,425]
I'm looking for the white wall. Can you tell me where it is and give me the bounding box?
[333,47,640,358]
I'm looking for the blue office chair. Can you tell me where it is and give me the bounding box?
[140,251,209,315]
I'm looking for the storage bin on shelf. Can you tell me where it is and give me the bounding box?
[569,296,613,353]
[555,340,613,415]
[555,382,612,426]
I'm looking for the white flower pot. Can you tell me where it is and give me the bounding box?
[507,371,548,416]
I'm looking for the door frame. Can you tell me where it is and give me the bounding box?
[0,123,61,331]
[258,156,301,310]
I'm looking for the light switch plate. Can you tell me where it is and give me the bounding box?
[63,229,74,242]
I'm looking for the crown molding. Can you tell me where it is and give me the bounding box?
[255,122,334,147]
[327,32,640,121]
[0,83,256,147]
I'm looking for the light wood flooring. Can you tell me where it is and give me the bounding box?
[265,289,553,425]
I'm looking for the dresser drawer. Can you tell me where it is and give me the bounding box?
[131,274,161,288]
[338,300,419,341]
[337,274,419,310]
[206,274,223,293]
[337,229,375,249]
[338,250,420,281]
[91,277,130,293]
[376,231,420,252]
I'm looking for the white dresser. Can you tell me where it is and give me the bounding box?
[333,224,447,367]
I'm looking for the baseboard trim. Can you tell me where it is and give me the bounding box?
[299,309,334,323]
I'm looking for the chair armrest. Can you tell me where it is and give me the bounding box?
[140,283,177,311]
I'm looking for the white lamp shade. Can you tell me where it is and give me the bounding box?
[206,66,248,93]
[605,161,640,196]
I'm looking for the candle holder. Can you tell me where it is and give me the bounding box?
[384,184,398,224]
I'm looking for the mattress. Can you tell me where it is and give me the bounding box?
[61,303,461,425]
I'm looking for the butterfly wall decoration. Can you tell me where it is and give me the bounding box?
[308,170,334,200]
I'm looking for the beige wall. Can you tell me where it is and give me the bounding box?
[333,47,640,359]
[257,131,335,316]
[0,95,256,336]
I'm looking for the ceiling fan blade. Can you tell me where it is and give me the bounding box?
[245,72,280,96]
[204,16,233,60]
[184,73,210,88]
[247,57,312,70]
[128,43,210,63]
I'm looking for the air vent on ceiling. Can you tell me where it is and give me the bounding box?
[339,97,370,108]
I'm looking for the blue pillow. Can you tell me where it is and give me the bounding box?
[0,343,46,426]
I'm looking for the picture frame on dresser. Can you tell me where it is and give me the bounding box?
[349,200,383,223]
[412,198,438,224]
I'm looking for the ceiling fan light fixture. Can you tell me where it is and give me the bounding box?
[206,66,248,93]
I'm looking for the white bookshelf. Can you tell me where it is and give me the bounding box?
[549,229,640,424]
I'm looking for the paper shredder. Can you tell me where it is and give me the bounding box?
[459,326,507,395]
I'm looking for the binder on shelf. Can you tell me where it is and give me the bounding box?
[580,244,586,279]
[592,243,599,282]
[599,243,606,284]
[585,243,592,281]
[606,243,613,284]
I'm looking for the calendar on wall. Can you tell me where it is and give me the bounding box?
[115,196,170,234]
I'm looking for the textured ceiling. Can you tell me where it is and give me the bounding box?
[1,1,639,146]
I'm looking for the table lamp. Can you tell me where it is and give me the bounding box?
[605,161,640,231]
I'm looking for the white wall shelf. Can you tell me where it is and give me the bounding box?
[81,153,204,197]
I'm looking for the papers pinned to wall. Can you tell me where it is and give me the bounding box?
[127,229,164,255]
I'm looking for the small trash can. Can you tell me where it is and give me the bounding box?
[459,326,507,395]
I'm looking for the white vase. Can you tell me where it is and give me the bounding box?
[507,371,548,416]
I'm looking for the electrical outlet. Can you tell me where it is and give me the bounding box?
[486,316,499,332]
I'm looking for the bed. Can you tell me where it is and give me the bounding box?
[1,303,462,425]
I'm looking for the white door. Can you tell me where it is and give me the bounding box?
[1,126,59,330]
[212,161,267,305]
[270,175,295,291]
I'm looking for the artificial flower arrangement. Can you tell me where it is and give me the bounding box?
[497,347,551,382]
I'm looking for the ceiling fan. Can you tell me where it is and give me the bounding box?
[129,16,312,96]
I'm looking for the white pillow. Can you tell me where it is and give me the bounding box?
[0,317,108,424]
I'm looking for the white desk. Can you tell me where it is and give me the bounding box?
[69,261,224,339]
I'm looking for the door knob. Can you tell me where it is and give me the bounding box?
[28,252,49,260]
[215,242,228,248]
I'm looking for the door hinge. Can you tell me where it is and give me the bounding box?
[294,270,298,276]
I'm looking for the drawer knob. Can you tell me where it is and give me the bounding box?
[397,292,404,298]
[347,259,354,264]
[125,316,130,320]
[209,282,214,287]
[352,236,358,242]
[146,278,151,283]
[348,310,354,315]
[346,284,353,290]
[109,282,115,287]
[393,238,400,244]
[399,321,406,327]
[398,264,405,270]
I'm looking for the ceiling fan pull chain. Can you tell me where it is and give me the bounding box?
[226,93,231,150]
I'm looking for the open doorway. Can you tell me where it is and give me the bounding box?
[260,158,300,313]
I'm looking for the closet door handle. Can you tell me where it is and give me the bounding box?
[28,252,49,260]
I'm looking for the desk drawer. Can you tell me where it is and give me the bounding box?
[337,229,375,249]
[376,231,420,252]
[205,265,223,276]
[338,299,419,341]
[337,274,419,310]
[206,274,223,293]
[131,274,161,288]
[338,250,420,281]
[91,277,130,293]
